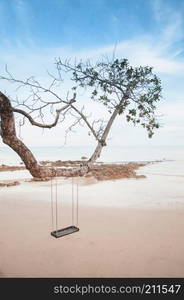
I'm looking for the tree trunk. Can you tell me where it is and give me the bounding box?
[87,105,120,167]
[0,92,87,178]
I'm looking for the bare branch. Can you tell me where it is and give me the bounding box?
[69,104,100,141]
[12,99,76,129]
[0,67,68,104]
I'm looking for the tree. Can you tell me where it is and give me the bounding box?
[0,57,162,178]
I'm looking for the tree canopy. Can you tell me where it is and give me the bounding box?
[58,57,162,138]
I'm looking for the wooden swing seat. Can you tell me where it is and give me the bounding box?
[51,225,79,238]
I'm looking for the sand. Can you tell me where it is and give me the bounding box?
[0,160,184,277]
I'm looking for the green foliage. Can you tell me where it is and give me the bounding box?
[62,58,162,138]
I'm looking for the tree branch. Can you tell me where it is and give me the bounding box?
[70,104,101,142]
[12,99,76,129]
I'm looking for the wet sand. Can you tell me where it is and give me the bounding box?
[0,161,184,277]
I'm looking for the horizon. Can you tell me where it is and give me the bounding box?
[0,144,183,166]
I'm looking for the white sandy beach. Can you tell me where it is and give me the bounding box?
[0,160,184,277]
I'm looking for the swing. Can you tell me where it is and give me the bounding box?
[50,176,79,238]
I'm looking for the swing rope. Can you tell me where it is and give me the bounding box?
[76,181,79,228]
[72,177,74,226]
[55,176,58,232]
[50,176,54,232]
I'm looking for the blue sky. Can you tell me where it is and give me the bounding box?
[0,0,184,156]
[1,0,184,49]
[0,0,157,47]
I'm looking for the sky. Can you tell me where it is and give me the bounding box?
[0,0,184,158]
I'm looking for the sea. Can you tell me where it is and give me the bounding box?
[0,145,184,166]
